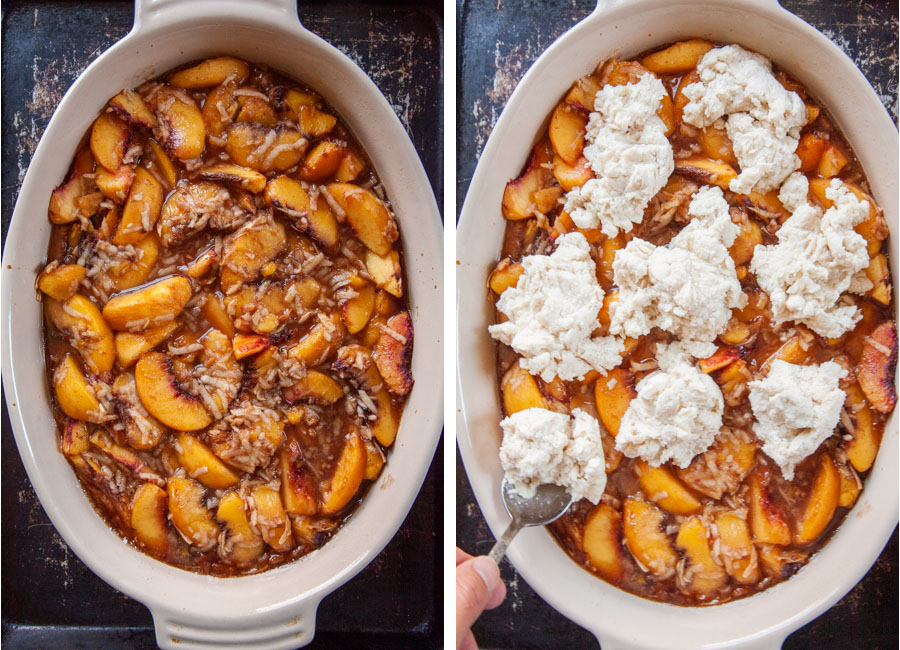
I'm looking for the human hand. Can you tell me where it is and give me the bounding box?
[456,548,507,650]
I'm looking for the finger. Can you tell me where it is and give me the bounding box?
[456,556,501,638]
[485,578,507,610]
[457,628,478,650]
[456,547,473,565]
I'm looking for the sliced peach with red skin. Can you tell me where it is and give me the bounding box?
[373,311,414,396]
[320,431,366,514]
[49,147,94,224]
[232,332,271,360]
[109,89,157,129]
[582,503,625,581]
[747,469,792,545]
[549,102,588,164]
[90,112,132,172]
[622,497,677,579]
[280,441,319,515]
[102,276,192,331]
[170,56,249,88]
[502,140,554,220]
[167,477,218,551]
[794,453,840,545]
[61,419,91,455]
[113,167,164,245]
[135,352,212,431]
[325,182,398,256]
[593,368,636,437]
[856,321,897,413]
[699,347,739,373]
[131,483,170,556]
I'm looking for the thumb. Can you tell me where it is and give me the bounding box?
[456,556,501,642]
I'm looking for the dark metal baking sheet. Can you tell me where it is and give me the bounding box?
[1,1,443,647]
[456,0,898,647]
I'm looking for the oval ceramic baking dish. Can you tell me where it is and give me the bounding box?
[1,0,443,648]
[457,0,897,647]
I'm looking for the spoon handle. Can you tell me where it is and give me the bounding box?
[488,517,523,564]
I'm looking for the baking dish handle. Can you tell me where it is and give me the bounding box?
[150,599,320,650]
[594,632,788,650]
[592,0,782,13]
[135,0,301,31]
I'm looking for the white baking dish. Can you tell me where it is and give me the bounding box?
[456,0,897,647]
[0,0,443,648]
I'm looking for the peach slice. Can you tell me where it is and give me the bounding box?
[232,332,270,360]
[220,216,287,289]
[675,516,727,595]
[864,253,891,306]
[582,503,625,581]
[373,311,414,396]
[640,39,715,74]
[502,140,555,220]
[108,232,159,292]
[298,140,345,182]
[674,156,737,190]
[836,461,862,508]
[321,431,366,514]
[167,477,218,551]
[95,164,135,203]
[235,96,278,126]
[252,485,293,552]
[856,321,897,413]
[175,433,240,489]
[112,373,166,449]
[226,123,307,172]
[109,89,157,129]
[843,383,881,472]
[112,167,164,245]
[325,182,399,255]
[135,352,212,431]
[593,368,636,437]
[201,82,239,139]
[500,364,547,415]
[549,102,588,164]
[729,214,762,267]
[157,181,233,247]
[38,264,86,302]
[290,313,344,365]
[284,370,344,405]
[817,144,849,178]
[77,191,105,218]
[552,154,594,192]
[715,512,759,584]
[297,105,337,138]
[488,259,524,295]
[565,74,604,112]
[759,334,811,375]
[89,429,158,479]
[332,344,383,391]
[280,441,319,515]
[186,247,216,279]
[794,453,839,544]
[341,277,376,334]
[131,483,170,556]
[635,460,701,515]
[197,329,241,416]
[153,88,206,161]
[622,497,677,580]
[370,387,400,447]
[364,439,386,480]
[698,347,739,374]
[49,147,94,224]
[677,431,756,499]
[796,132,827,173]
[44,294,116,375]
[61,419,91,455]
[91,112,132,172]
[272,86,321,119]
[747,469,791,545]
[170,56,249,88]
[757,544,808,579]
[335,149,367,182]
[199,292,235,338]
[102,276,192,331]
[364,249,403,298]
[196,163,266,193]
[146,139,178,189]
[53,355,105,422]
[265,176,338,250]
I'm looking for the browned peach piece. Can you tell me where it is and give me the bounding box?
[283,370,344,405]
[622,497,677,580]
[549,102,588,164]
[836,462,861,508]
[146,139,178,189]
[53,355,105,422]
[298,105,338,138]
[90,112,132,172]
[365,249,403,298]
[341,277,376,334]
[640,39,715,74]
[856,321,897,413]
[38,264,86,301]
[135,352,212,431]
[232,332,270,360]
[677,432,756,500]
[501,364,547,415]
[216,491,265,566]
[89,429,157,478]
[272,86,320,117]
[364,439,386,480]
[489,259,524,295]
[335,149,367,182]
[252,485,293,552]
[759,333,811,375]
[170,56,249,88]
[715,512,759,584]
[226,123,306,172]
[794,453,840,545]
[202,82,239,138]
[196,163,267,193]
[532,186,564,214]
[109,89,157,129]
[61,419,91,455]
[235,95,278,126]
[501,140,554,220]
[112,167,164,245]
[747,469,792,545]
[167,477,218,551]
[44,294,116,375]
[321,431,366,514]
[95,164,134,202]
[175,433,240,489]
[373,311,414,396]
[102,276,192,331]
[729,214,762,266]
[131,483,170,555]
[280,442,319,515]
[298,140,345,182]
[843,383,881,473]
[593,368,636,437]
[200,292,235,338]
[325,182,399,256]
[565,74,603,112]
[635,460,701,515]
[49,147,94,224]
[674,156,737,190]
[675,516,727,595]
[220,216,287,290]
[265,176,338,250]
[757,544,808,579]
[698,347,739,374]
[582,503,625,581]
[111,373,166,450]
[153,88,206,161]
[673,69,699,122]
[371,388,400,447]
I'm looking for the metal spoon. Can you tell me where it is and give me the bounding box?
[488,481,573,564]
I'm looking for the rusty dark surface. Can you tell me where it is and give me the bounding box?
[456,0,898,648]
[1,1,442,648]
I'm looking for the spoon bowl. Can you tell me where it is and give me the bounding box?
[488,482,573,564]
